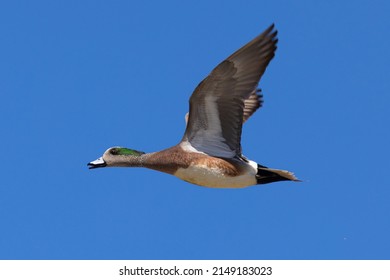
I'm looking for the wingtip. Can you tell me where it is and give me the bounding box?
[267,23,277,33]
[262,24,278,45]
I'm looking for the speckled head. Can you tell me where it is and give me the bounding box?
[88,147,145,169]
[108,147,145,157]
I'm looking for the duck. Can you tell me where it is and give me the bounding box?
[88,24,300,188]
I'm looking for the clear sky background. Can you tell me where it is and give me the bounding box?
[1,0,389,260]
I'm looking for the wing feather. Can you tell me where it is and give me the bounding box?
[182,25,277,158]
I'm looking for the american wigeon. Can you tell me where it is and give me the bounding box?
[88,24,300,188]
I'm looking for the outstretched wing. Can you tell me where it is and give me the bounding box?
[182,24,277,158]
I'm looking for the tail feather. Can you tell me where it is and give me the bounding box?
[256,164,300,184]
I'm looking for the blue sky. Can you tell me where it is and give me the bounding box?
[1,0,389,260]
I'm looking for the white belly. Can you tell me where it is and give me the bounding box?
[174,164,257,188]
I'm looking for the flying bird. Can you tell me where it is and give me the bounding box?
[88,24,299,188]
